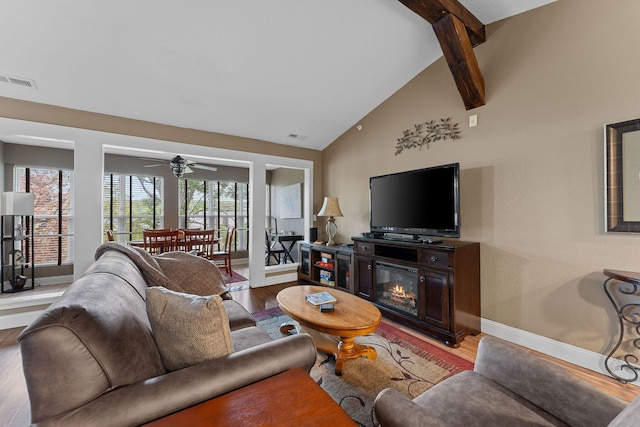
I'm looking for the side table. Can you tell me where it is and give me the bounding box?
[602,269,640,383]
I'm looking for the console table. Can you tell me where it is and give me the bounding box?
[602,269,640,383]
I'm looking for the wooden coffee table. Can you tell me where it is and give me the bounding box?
[144,368,356,426]
[277,285,382,376]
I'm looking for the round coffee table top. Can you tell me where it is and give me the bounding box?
[277,285,381,337]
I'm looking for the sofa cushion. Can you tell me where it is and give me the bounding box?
[474,336,627,426]
[608,394,640,427]
[154,251,229,298]
[223,299,257,331]
[411,371,567,426]
[230,325,273,352]
[146,286,234,371]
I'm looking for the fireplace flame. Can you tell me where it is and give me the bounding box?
[392,284,404,296]
[388,284,416,307]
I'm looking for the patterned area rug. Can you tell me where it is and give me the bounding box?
[253,307,473,427]
[219,269,247,285]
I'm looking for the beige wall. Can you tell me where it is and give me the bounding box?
[323,0,640,353]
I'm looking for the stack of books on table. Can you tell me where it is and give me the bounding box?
[305,291,337,305]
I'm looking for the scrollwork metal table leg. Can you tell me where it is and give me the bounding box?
[602,271,640,383]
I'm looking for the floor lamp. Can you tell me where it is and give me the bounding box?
[317,197,343,246]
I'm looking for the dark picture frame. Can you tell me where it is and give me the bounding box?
[605,118,640,232]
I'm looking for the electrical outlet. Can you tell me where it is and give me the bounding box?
[469,114,478,127]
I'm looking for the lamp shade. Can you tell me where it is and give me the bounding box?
[2,192,34,215]
[317,197,343,217]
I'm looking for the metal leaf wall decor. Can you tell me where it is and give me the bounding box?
[395,118,460,155]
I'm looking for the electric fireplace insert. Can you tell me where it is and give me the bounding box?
[375,261,419,318]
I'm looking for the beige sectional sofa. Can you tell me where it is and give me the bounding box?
[18,246,317,426]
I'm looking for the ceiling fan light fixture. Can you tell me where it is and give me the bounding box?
[171,164,186,178]
[170,155,185,165]
[142,154,217,177]
[169,155,187,178]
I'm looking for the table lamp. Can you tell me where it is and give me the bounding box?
[2,192,34,216]
[2,192,34,242]
[317,197,343,246]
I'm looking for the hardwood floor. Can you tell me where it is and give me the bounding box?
[0,327,30,427]
[1,272,638,425]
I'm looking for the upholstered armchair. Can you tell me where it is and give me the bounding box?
[374,336,638,427]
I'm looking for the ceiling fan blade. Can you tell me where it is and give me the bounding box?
[191,164,218,172]
[139,157,166,162]
[144,163,165,168]
[184,166,194,174]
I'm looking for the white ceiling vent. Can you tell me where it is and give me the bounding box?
[288,133,307,141]
[0,74,37,89]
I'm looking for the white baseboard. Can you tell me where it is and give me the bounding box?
[35,275,73,286]
[254,262,298,287]
[0,290,65,330]
[0,311,43,330]
[481,318,640,387]
[263,270,297,286]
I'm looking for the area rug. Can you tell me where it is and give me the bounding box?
[219,269,247,285]
[253,307,473,427]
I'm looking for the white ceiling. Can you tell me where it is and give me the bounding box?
[0,0,555,152]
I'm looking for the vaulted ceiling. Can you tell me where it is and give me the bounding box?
[0,1,555,151]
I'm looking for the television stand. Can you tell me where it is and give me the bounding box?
[352,237,480,347]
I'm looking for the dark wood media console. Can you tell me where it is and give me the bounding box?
[352,237,480,347]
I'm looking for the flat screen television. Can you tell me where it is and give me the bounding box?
[369,163,460,239]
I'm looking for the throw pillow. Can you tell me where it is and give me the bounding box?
[154,251,229,298]
[146,286,234,371]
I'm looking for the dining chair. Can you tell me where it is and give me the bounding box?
[265,229,286,266]
[106,230,115,242]
[210,227,235,275]
[143,229,180,255]
[182,228,217,259]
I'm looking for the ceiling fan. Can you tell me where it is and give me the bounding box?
[141,155,218,178]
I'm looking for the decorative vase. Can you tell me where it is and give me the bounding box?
[11,275,27,290]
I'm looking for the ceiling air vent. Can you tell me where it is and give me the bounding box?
[288,133,307,141]
[0,73,37,89]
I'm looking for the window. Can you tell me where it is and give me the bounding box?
[103,174,164,242]
[14,167,73,265]
[178,179,248,251]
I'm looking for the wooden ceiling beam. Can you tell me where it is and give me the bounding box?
[399,0,486,110]
[433,13,485,110]
[398,0,485,46]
